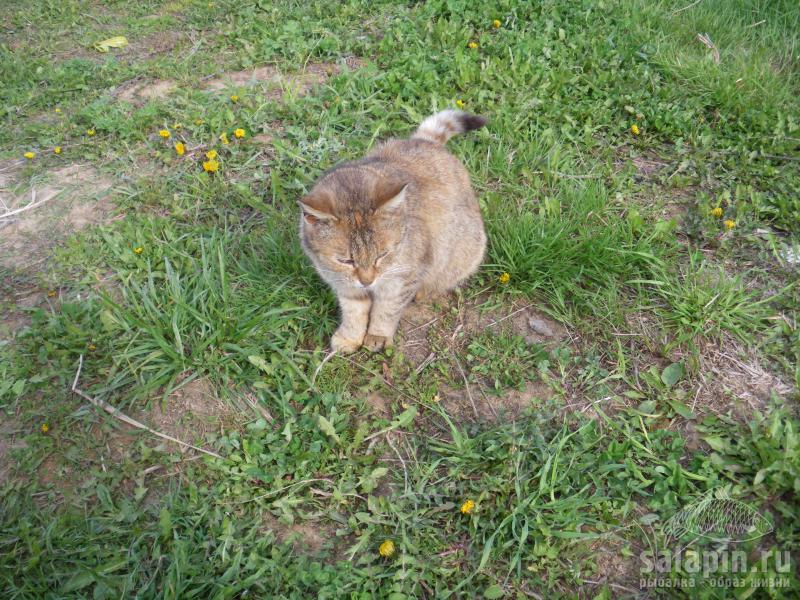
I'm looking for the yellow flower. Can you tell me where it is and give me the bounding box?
[88,343,97,351]
[24,151,35,160]
[460,499,476,514]
[710,207,723,218]
[134,246,144,254]
[455,99,465,109]
[54,146,62,154]
[47,290,57,298]
[230,95,239,102]
[41,423,49,434]
[468,41,479,49]
[499,272,510,284]
[220,132,229,145]
[174,142,186,156]
[234,128,246,139]
[631,123,640,136]
[205,149,218,159]
[159,129,171,139]
[203,159,220,173]
[173,122,183,130]
[492,19,502,28]
[723,219,736,230]
[378,540,395,557]
[54,107,61,113]
[86,129,96,136]
[195,118,204,126]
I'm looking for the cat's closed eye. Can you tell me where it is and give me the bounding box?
[337,257,355,266]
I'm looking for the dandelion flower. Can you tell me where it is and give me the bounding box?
[499,272,510,284]
[173,122,183,130]
[134,246,144,254]
[47,290,57,298]
[203,159,220,173]
[88,343,97,351]
[378,540,395,557]
[195,118,205,126]
[24,151,35,160]
[87,129,96,136]
[230,95,239,102]
[234,128,246,139]
[468,41,479,49]
[492,19,502,28]
[206,149,218,160]
[724,219,736,230]
[630,124,640,136]
[455,99,465,109]
[460,499,476,514]
[174,142,186,156]
[159,129,171,139]
[54,146,62,154]
[710,207,723,218]
[41,423,49,434]
[220,132,229,145]
[54,107,61,113]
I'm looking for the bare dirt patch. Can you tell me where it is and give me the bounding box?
[261,512,336,554]
[203,58,364,98]
[694,336,795,416]
[117,78,178,104]
[364,392,393,418]
[398,294,568,369]
[0,416,26,485]
[126,30,185,60]
[139,376,237,449]
[0,283,47,339]
[439,379,553,424]
[0,162,115,270]
[395,294,564,424]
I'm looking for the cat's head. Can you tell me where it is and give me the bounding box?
[299,167,408,289]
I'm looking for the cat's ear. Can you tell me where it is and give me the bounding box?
[373,180,408,213]
[299,189,336,225]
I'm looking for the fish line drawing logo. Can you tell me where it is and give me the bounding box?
[663,489,773,542]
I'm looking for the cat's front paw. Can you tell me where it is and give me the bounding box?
[331,330,363,354]
[363,333,393,352]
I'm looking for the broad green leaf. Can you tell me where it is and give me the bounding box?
[667,399,695,419]
[317,415,340,444]
[661,362,685,388]
[703,436,729,452]
[393,406,417,428]
[484,584,505,599]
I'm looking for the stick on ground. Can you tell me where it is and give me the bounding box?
[71,355,222,459]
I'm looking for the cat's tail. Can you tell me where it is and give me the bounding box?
[411,110,487,145]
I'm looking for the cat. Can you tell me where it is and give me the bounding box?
[299,110,487,353]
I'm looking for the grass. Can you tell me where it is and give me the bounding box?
[1,0,799,597]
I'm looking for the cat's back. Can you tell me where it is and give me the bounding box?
[366,138,471,193]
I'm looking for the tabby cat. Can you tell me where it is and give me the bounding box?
[300,110,487,353]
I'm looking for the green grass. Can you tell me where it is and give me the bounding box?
[1,0,799,597]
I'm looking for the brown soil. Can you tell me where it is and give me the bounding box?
[0,416,26,485]
[117,78,178,104]
[261,512,336,554]
[439,379,553,424]
[203,59,363,98]
[0,162,115,270]
[139,376,236,449]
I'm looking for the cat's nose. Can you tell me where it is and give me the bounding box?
[356,267,376,286]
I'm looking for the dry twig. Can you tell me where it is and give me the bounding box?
[71,355,222,459]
